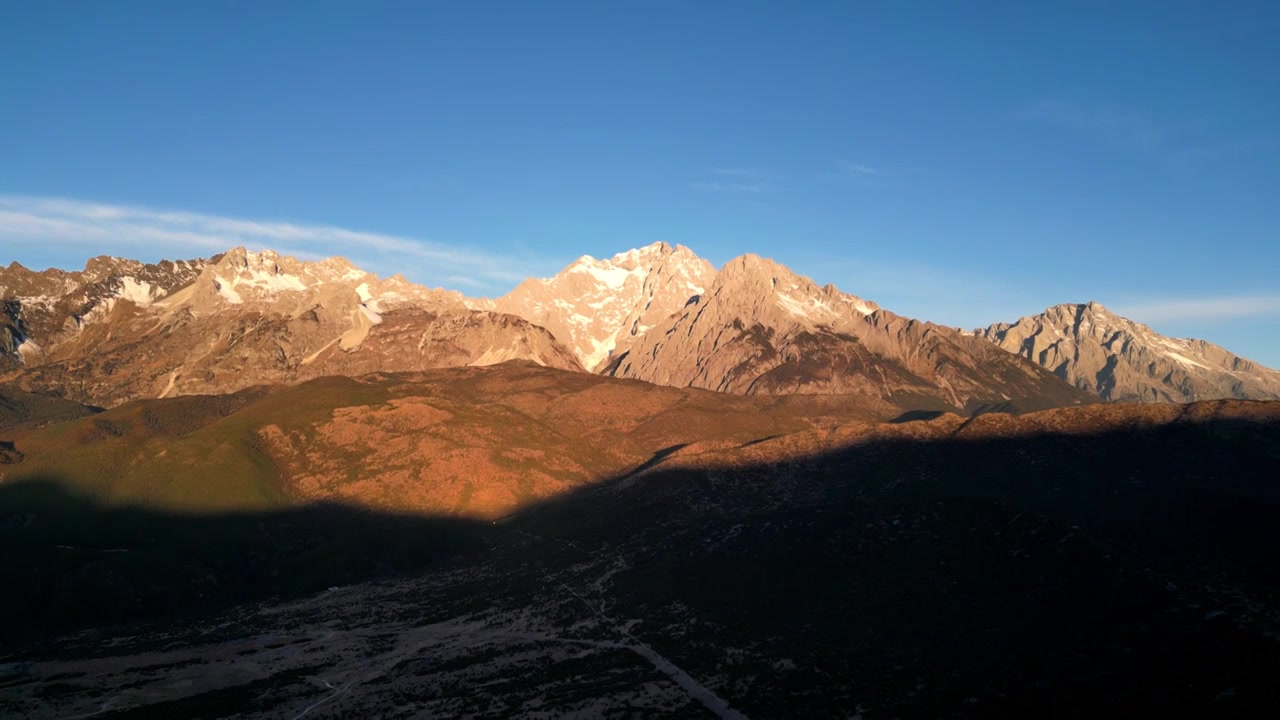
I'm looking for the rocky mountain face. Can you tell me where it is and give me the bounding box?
[0,248,581,407]
[978,302,1280,402]
[1,255,210,371]
[485,242,716,371]
[8,244,1273,412]
[605,254,1095,412]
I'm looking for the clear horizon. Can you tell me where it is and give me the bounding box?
[3,2,1278,365]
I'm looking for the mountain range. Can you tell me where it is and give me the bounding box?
[6,243,1280,717]
[4,242,1277,410]
[1,248,579,408]
[977,301,1280,402]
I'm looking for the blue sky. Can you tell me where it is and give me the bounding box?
[3,1,1278,365]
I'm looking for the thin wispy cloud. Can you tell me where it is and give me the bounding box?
[1114,295,1280,322]
[712,168,764,178]
[693,167,776,194]
[840,161,879,176]
[822,160,902,187]
[1022,99,1163,151]
[1166,136,1280,164]
[0,195,534,290]
[443,274,494,290]
[692,181,768,193]
[1021,99,1280,170]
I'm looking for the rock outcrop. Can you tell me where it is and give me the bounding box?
[605,254,1094,412]
[1,248,581,407]
[977,302,1280,402]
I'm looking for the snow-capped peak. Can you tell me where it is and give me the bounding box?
[569,257,644,290]
[493,242,718,371]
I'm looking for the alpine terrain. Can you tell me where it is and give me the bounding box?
[978,301,1280,402]
[4,246,1280,718]
[485,242,716,371]
[0,248,581,407]
[9,246,1280,413]
[604,253,1096,412]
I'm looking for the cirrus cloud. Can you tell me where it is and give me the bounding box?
[0,194,538,289]
[1113,295,1280,322]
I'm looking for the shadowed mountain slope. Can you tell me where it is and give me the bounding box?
[2,399,1278,717]
[0,385,98,433]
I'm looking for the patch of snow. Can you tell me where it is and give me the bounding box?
[16,295,59,308]
[214,277,243,304]
[610,243,674,266]
[117,276,158,306]
[16,339,42,363]
[777,294,811,318]
[238,267,308,293]
[583,328,623,371]
[379,291,406,306]
[339,301,381,350]
[569,313,591,326]
[359,303,382,324]
[355,282,373,302]
[1165,351,1210,370]
[576,326,624,368]
[80,298,117,325]
[615,247,642,264]
[852,299,874,315]
[778,292,839,320]
[575,263,641,290]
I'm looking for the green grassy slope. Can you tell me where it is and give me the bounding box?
[2,363,900,515]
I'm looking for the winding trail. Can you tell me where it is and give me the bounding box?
[518,529,750,720]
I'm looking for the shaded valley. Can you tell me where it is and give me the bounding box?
[2,371,1278,718]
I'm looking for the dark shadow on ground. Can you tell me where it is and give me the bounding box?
[621,443,690,477]
[888,409,952,423]
[0,481,489,642]
[2,412,1279,716]
[497,413,1280,717]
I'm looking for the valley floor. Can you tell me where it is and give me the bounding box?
[4,395,1280,717]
